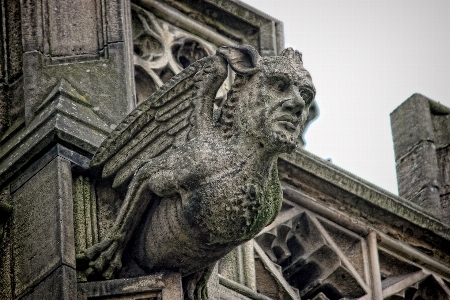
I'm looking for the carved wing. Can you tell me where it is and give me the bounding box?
[90,54,228,188]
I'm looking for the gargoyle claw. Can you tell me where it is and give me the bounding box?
[76,232,125,279]
[102,255,123,279]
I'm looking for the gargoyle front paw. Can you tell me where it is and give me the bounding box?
[76,233,125,279]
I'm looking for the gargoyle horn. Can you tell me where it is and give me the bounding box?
[216,45,261,75]
[280,47,303,69]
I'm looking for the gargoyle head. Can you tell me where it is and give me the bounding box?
[217,45,316,153]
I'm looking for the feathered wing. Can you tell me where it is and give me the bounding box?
[90,54,228,188]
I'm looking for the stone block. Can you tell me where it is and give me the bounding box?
[0,219,12,300]
[77,273,182,299]
[46,0,101,57]
[395,141,440,199]
[9,77,24,127]
[20,0,105,58]
[19,265,76,300]
[441,192,450,225]
[395,141,441,217]
[4,0,23,82]
[105,0,129,42]
[432,113,450,149]
[391,93,435,161]
[408,186,442,219]
[22,50,130,125]
[12,156,75,297]
[0,85,7,133]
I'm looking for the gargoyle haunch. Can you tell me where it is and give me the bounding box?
[77,45,315,280]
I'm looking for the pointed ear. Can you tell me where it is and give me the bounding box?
[216,45,261,75]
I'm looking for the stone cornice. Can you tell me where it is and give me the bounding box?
[280,149,450,240]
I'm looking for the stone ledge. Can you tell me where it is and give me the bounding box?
[77,273,182,300]
[0,80,110,187]
[279,149,450,241]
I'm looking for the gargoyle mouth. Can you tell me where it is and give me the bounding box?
[275,116,300,132]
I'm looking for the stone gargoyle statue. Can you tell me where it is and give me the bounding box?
[77,44,315,298]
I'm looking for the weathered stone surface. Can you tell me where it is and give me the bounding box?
[395,141,441,216]
[12,156,75,297]
[407,186,442,218]
[20,266,76,300]
[0,78,110,187]
[0,0,22,83]
[0,211,12,300]
[77,273,182,299]
[46,0,102,57]
[219,242,256,291]
[4,0,22,81]
[0,85,7,133]
[0,0,24,136]
[432,111,450,150]
[391,96,450,222]
[391,93,436,161]
[441,191,450,225]
[136,0,283,55]
[22,49,132,125]
[4,1,450,300]
[0,0,135,194]
[7,77,24,131]
[20,0,115,58]
[0,202,12,242]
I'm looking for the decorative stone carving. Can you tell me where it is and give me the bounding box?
[76,44,315,298]
[256,209,369,299]
[131,4,217,105]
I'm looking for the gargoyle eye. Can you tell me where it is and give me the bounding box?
[271,79,289,92]
[299,88,313,104]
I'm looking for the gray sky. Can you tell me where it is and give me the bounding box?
[242,0,450,194]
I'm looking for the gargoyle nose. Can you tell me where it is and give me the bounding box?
[282,90,305,118]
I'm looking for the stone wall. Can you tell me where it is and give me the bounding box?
[391,94,450,224]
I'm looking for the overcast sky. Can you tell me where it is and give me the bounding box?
[242,0,450,195]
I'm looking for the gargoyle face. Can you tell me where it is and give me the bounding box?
[217,45,315,153]
[238,57,315,153]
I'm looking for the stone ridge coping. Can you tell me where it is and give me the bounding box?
[279,148,450,240]
[390,93,450,116]
[217,0,283,24]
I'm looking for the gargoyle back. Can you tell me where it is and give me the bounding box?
[90,54,228,188]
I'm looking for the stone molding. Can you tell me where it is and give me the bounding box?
[0,79,109,188]
[280,149,450,240]
[77,273,183,299]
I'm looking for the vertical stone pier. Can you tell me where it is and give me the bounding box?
[391,93,450,222]
[0,0,135,299]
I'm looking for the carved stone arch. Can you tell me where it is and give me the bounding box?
[130,3,218,106]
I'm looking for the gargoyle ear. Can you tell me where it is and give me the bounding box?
[216,45,261,75]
